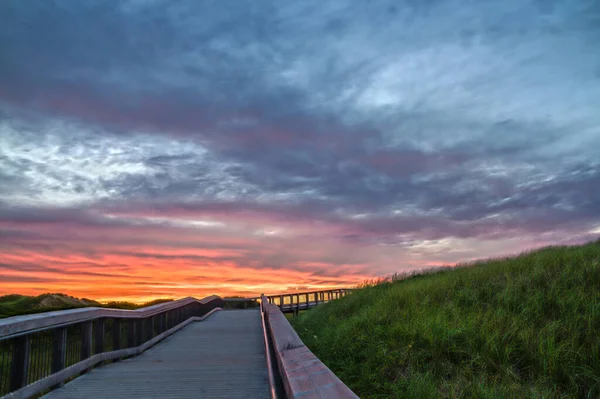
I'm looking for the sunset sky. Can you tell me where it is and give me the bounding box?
[1,0,599,302]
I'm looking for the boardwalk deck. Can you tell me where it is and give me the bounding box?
[41,310,270,399]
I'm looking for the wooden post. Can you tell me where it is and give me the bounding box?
[10,334,30,391]
[279,295,283,309]
[135,319,143,346]
[127,319,136,348]
[81,321,93,361]
[113,319,121,350]
[51,327,67,388]
[150,316,155,339]
[94,319,105,354]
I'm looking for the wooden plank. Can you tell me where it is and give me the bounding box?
[263,298,358,399]
[3,309,223,399]
[80,321,93,361]
[9,335,30,392]
[112,319,121,351]
[51,328,66,374]
[93,319,104,355]
[0,296,223,339]
[40,310,269,399]
[51,327,67,389]
[127,319,136,349]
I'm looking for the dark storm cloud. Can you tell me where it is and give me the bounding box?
[0,0,599,273]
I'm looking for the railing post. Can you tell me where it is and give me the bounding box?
[127,319,136,348]
[113,319,121,351]
[10,334,30,391]
[51,327,67,388]
[279,295,283,309]
[135,319,143,346]
[152,315,158,337]
[94,319,105,354]
[81,321,93,361]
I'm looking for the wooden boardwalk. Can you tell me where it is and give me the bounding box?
[42,310,270,399]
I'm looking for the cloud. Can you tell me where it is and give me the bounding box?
[0,0,599,300]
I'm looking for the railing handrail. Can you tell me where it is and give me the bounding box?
[264,288,353,297]
[222,297,259,302]
[0,289,353,338]
[261,295,358,398]
[260,295,279,399]
[0,295,220,339]
[1,306,223,399]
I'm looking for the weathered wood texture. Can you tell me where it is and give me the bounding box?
[40,310,270,399]
[2,309,222,399]
[262,298,358,399]
[264,289,352,314]
[0,296,221,338]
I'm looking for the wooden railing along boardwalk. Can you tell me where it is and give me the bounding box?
[264,289,352,315]
[0,289,357,399]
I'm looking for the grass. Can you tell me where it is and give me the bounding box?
[0,293,174,318]
[291,240,600,398]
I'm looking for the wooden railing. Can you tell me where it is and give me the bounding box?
[261,294,358,398]
[222,297,260,309]
[0,289,353,399]
[0,296,224,399]
[264,288,352,315]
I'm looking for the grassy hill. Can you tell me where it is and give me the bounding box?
[0,293,173,318]
[291,240,600,398]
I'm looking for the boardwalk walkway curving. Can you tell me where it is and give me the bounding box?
[42,309,270,399]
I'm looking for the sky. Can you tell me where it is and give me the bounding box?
[0,0,599,302]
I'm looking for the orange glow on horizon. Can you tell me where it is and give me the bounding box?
[0,247,370,303]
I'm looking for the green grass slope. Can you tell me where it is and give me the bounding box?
[0,294,173,318]
[0,293,101,318]
[291,241,600,398]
